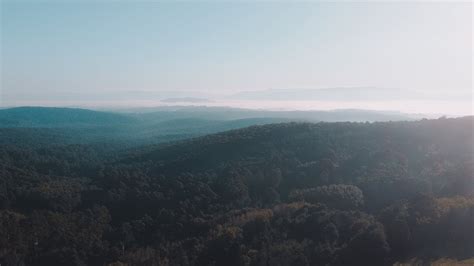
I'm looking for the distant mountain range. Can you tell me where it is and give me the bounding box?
[4,88,470,116]
[160,97,212,103]
[230,87,471,102]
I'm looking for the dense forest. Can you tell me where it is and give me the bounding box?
[0,108,473,265]
[0,106,417,147]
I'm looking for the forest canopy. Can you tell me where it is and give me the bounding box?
[0,114,473,265]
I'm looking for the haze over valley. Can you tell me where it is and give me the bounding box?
[2,86,472,116]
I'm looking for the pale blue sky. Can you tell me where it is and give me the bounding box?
[1,1,472,114]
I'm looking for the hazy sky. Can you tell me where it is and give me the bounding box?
[1,1,472,114]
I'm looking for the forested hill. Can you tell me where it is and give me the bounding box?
[0,107,136,127]
[0,117,473,265]
[129,117,472,177]
[0,106,419,148]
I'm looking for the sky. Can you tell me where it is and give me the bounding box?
[1,1,473,115]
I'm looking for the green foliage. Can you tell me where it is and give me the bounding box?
[0,116,472,265]
[289,184,364,209]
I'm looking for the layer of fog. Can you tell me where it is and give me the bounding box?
[2,87,472,116]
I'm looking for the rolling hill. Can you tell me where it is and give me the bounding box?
[0,107,136,127]
[0,106,419,149]
[0,116,472,265]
